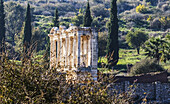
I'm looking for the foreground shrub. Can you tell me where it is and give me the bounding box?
[0,53,142,104]
[130,58,164,75]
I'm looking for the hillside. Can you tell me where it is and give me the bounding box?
[2,0,170,56]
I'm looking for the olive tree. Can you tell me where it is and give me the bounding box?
[126,31,148,54]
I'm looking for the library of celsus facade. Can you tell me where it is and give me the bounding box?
[48,24,98,80]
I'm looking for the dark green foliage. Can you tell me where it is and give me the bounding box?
[126,31,148,54]
[145,0,158,6]
[144,36,170,63]
[53,8,59,27]
[98,32,107,57]
[71,13,83,26]
[106,0,119,67]
[5,2,25,47]
[23,4,32,50]
[44,35,50,64]
[32,28,47,53]
[83,0,92,27]
[130,58,164,75]
[92,0,103,3]
[91,4,109,18]
[0,0,5,50]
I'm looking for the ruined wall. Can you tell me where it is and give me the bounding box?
[108,81,170,102]
[103,71,170,102]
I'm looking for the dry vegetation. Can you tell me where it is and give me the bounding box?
[0,51,148,104]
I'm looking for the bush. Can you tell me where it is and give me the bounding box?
[162,4,170,12]
[41,11,52,16]
[157,2,166,8]
[0,53,139,103]
[159,16,170,29]
[117,1,134,13]
[130,58,164,75]
[128,13,144,21]
[146,0,158,6]
[91,4,109,18]
[136,4,147,13]
[150,18,162,29]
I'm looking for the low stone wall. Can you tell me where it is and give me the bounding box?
[100,71,168,83]
[100,71,170,102]
[109,81,170,102]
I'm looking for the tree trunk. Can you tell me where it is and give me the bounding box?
[137,47,140,54]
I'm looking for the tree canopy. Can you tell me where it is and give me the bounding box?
[126,31,148,54]
[144,36,170,63]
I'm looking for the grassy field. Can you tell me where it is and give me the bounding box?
[98,48,170,73]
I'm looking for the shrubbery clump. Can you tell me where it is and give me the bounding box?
[136,4,147,13]
[130,58,164,75]
[0,52,141,104]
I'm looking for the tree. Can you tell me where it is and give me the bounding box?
[71,12,84,26]
[53,8,59,27]
[126,31,148,54]
[83,0,92,27]
[106,0,119,68]
[0,0,5,52]
[5,2,25,47]
[23,3,32,51]
[144,36,170,64]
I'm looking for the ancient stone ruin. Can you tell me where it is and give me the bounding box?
[48,24,98,80]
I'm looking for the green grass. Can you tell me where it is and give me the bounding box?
[98,48,146,73]
[118,49,146,65]
[98,48,170,73]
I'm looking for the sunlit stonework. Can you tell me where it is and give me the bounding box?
[48,24,98,80]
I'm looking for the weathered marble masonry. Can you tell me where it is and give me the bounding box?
[48,25,98,79]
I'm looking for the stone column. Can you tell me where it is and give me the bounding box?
[65,36,68,68]
[78,32,81,67]
[86,36,89,67]
[72,35,76,68]
[53,40,56,66]
[91,29,98,81]
[84,36,87,67]
[88,36,91,66]
[75,35,78,67]
[68,37,70,68]
[60,38,62,66]
[66,35,69,67]
[90,33,93,67]
[92,29,98,68]
[81,36,85,66]
[63,39,65,67]
[57,36,60,66]
[70,38,73,67]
